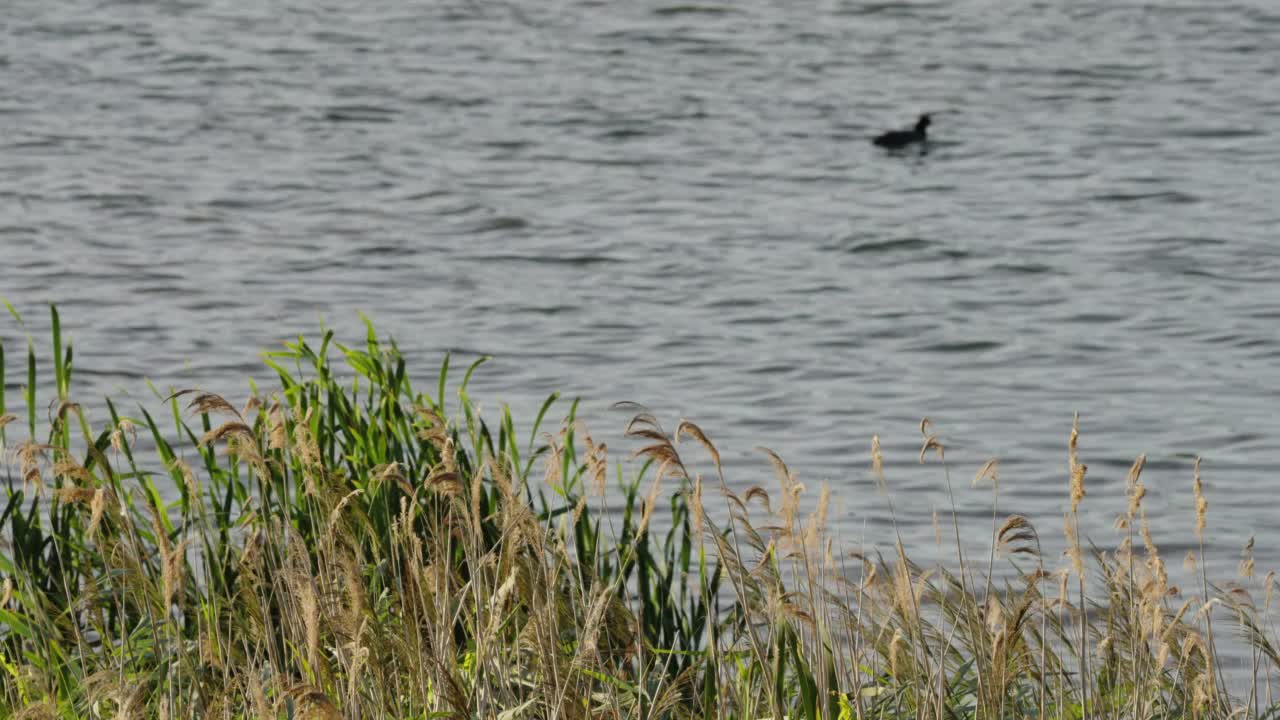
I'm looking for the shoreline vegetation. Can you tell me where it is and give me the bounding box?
[1,305,1277,719]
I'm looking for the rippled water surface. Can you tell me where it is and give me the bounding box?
[4,0,1280,571]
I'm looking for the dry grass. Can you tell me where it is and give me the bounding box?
[0,306,1276,719]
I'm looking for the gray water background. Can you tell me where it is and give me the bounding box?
[3,0,1280,594]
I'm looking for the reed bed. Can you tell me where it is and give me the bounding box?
[1,305,1277,719]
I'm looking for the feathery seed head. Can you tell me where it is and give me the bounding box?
[1192,456,1207,539]
[871,435,885,493]
[1240,536,1255,579]
[1125,453,1147,518]
[973,458,999,490]
[1067,413,1086,513]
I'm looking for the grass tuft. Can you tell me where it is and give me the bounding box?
[0,306,1276,719]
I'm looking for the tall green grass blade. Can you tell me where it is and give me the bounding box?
[25,341,35,438]
[1,337,6,447]
[437,352,451,414]
[50,305,65,402]
[529,391,559,452]
[460,355,489,394]
[0,295,20,324]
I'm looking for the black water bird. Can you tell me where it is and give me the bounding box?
[872,114,931,149]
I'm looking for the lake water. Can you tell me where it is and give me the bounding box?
[3,0,1280,580]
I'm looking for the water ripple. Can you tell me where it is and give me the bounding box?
[2,0,1277,583]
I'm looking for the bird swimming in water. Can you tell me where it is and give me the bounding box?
[872,114,931,149]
